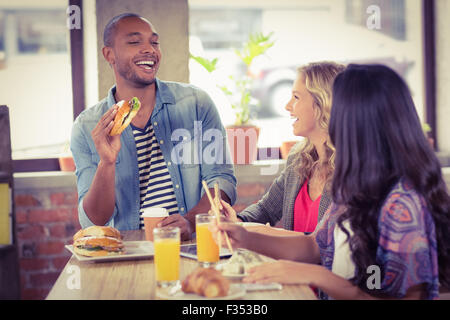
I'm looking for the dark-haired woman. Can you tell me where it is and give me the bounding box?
[213,64,449,299]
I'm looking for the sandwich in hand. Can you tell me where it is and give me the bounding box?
[109,97,141,136]
[73,226,124,257]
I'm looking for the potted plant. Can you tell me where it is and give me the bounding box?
[422,122,434,150]
[191,32,275,164]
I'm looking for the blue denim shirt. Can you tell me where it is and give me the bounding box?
[71,79,237,230]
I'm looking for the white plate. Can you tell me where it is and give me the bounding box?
[156,283,245,300]
[65,241,154,262]
[241,282,283,292]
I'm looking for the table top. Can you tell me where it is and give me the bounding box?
[46,230,317,300]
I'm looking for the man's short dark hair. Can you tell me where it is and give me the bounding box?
[103,13,142,47]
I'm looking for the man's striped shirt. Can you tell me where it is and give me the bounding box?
[131,123,178,229]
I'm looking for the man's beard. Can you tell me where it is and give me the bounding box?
[116,60,156,87]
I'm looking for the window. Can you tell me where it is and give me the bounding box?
[0,5,73,160]
[345,0,406,40]
[190,8,262,49]
[188,0,425,149]
[16,10,68,54]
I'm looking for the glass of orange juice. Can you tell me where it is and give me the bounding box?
[153,226,180,288]
[196,214,219,267]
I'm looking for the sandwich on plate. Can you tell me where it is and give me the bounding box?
[72,226,124,257]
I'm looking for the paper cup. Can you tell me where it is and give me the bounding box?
[142,208,169,241]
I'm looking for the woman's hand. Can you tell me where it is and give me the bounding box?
[219,200,239,222]
[209,219,250,250]
[207,200,238,222]
[243,260,323,285]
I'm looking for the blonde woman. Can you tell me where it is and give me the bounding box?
[224,62,345,234]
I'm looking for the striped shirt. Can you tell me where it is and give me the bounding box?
[131,123,179,229]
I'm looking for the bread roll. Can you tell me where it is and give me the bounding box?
[73,226,122,241]
[182,267,230,298]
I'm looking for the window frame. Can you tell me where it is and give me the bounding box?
[423,0,437,149]
[12,0,436,172]
[12,0,85,172]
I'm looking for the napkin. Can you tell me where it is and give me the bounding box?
[240,282,282,291]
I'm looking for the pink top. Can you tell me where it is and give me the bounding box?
[293,180,322,233]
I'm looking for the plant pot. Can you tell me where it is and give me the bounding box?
[59,156,75,172]
[280,140,298,159]
[428,137,435,150]
[226,125,260,164]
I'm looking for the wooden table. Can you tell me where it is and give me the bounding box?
[46,230,316,300]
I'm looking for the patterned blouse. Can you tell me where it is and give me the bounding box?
[315,179,440,299]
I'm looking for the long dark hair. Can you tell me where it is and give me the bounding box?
[329,64,450,291]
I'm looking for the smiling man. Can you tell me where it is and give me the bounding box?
[70,13,236,240]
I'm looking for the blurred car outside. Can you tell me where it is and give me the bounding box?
[250,56,414,118]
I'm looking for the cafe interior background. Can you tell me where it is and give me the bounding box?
[0,0,450,300]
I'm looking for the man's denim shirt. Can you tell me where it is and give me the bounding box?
[71,79,237,230]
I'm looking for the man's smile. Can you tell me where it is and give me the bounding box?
[135,60,155,70]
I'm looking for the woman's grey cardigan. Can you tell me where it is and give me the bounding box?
[237,151,331,230]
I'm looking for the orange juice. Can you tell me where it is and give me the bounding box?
[154,238,180,282]
[196,223,219,263]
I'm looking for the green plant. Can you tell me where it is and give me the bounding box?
[190,32,275,126]
[422,122,431,135]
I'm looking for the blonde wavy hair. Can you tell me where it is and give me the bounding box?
[288,61,345,188]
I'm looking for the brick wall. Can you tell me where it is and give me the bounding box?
[14,188,81,300]
[13,180,272,300]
